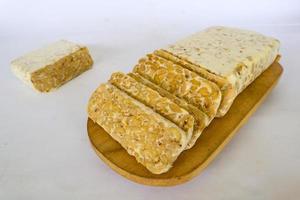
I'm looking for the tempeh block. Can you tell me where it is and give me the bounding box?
[161,26,280,116]
[11,40,93,92]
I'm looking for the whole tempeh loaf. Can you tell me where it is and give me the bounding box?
[87,26,280,174]
[87,83,188,174]
[157,26,280,116]
[11,40,93,92]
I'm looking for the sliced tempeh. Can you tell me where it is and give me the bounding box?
[129,73,209,149]
[87,83,188,174]
[154,49,235,117]
[160,26,280,116]
[109,72,194,141]
[133,53,222,121]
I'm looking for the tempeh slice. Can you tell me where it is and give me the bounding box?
[87,83,188,174]
[154,49,235,117]
[109,72,194,141]
[129,73,209,149]
[133,54,222,121]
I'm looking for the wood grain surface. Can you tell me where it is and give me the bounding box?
[87,61,283,186]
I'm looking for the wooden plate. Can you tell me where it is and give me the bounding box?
[87,61,283,186]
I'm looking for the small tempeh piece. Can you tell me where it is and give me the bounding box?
[109,72,194,141]
[161,26,280,116]
[129,73,209,149]
[87,83,188,174]
[11,40,93,92]
[133,54,222,121]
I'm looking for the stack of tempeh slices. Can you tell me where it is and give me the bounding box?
[87,26,280,174]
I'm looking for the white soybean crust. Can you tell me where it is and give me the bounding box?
[166,26,280,94]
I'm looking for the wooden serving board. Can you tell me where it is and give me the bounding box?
[87,61,283,186]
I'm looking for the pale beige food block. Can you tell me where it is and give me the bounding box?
[109,72,194,141]
[129,73,209,149]
[11,40,93,92]
[87,83,188,174]
[133,54,222,121]
[160,26,280,116]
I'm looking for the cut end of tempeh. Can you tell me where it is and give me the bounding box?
[87,83,188,174]
[11,40,93,92]
[128,72,209,149]
[109,72,194,141]
[133,53,222,121]
[154,49,236,117]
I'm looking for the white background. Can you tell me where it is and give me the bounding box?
[1,0,300,199]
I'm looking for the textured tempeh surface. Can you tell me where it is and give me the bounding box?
[154,49,235,117]
[133,54,222,121]
[162,26,280,116]
[129,73,209,149]
[31,47,93,92]
[87,83,188,174]
[11,40,93,92]
[109,72,194,140]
